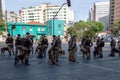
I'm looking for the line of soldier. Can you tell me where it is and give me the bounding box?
[4,32,120,65]
[5,32,33,65]
[4,33,62,65]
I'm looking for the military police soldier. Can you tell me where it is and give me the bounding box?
[15,34,22,56]
[109,37,116,57]
[117,38,120,49]
[22,32,32,65]
[51,35,59,63]
[68,36,77,62]
[41,35,48,57]
[84,36,93,59]
[5,34,14,55]
[98,38,105,58]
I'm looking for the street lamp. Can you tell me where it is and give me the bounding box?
[53,1,71,35]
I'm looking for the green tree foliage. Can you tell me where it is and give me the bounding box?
[0,11,5,27]
[67,21,104,39]
[112,21,120,35]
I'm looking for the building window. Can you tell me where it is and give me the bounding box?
[42,28,44,32]
[29,27,32,31]
[58,31,61,35]
[58,24,61,28]
[38,28,40,31]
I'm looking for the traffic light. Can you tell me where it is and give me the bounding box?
[67,0,71,7]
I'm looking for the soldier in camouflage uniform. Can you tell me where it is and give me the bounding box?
[15,34,22,56]
[5,34,14,55]
[109,37,116,57]
[68,36,77,62]
[22,32,33,65]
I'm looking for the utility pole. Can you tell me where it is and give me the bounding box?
[52,0,71,35]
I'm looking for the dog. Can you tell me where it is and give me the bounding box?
[93,46,101,58]
[79,45,87,59]
[1,47,9,56]
[48,48,56,65]
[1,45,14,56]
[59,50,65,56]
[14,53,26,66]
[79,45,90,59]
[69,50,76,62]
[113,48,120,56]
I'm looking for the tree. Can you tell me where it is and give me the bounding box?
[84,21,104,39]
[112,21,120,36]
[67,21,104,40]
[0,11,5,35]
[112,21,120,33]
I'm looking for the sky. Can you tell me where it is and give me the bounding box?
[5,0,109,21]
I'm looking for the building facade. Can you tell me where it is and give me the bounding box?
[19,3,74,24]
[89,1,110,30]
[5,11,18,22]
[7,20,64,39]
[109,0,114,28]
[46,20,64,36]
[109,0,120,28]
[7,22,48,39]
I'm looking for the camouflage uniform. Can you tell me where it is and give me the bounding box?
[84,36,93,59]
[68,36,77,62]
[98,38,105,58]
[22,32,32,65]
[5,34,14,55]
[57,35,62,56]
[41,36,48,57]
[109,38,116,57]
[52,35,59,63]
[117,39,120,49]
[15,34,22,56]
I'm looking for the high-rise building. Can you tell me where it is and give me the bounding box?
[89,1,110,30]
[19,3,74,24]
[109,0,120,28]
[0,0,5,16]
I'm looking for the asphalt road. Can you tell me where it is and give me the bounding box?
[0,42,120,80]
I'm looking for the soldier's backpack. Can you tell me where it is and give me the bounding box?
[42,39,48,45]
[23,38,31,47]
[100,41,105,47]
[15,38,22,45]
